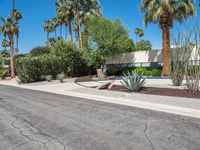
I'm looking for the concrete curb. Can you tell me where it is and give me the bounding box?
[1,82,200,119]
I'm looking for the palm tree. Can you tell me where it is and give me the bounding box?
[140,0,195,76]
[52,18,58,38]
[73,0,101,48]
[12,0,15,17]
[1,39,9,50]
[1,16,19,78]
[12,9,22,54]
[55,0,74,42]
[43,19,54,46]
[135,28,144,42]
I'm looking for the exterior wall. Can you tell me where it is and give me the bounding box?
[106,50,162,64]
[106,47,200,65]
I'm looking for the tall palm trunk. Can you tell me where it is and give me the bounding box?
[69,20,73,42]
[16,34,19,54]
[65,25,68,40]
[60,25,62,38]
[55,29,57,38]
[161,28,170,76]
[78,22,83,48]
[12,0,15,17]
[10,37,15,78]
[47,32,49,46]
[77,23,80,47]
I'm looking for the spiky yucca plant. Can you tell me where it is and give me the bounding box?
[121,71,146,92]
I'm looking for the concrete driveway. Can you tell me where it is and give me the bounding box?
[0,85,200,150]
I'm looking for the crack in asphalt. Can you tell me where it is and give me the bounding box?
[0,106,66,150]
[144,115,155,150]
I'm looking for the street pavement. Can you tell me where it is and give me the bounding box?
[0,85,200,150]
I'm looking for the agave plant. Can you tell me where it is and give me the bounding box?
[121,71,146,92]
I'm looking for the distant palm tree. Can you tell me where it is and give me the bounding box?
[72,0,101,47]
[1,39,9,50]
[52,18,58,38]
[1,16,19,78]
[141,0,195,76]
[55,0,74,42]
[54,0,101,47]
[12,0,15,17]
[43,19,54,46]
[135,28,144,42]
[12,9,22,54]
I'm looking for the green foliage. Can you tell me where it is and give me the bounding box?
[29,46,51,57]
[150,69,162,76]
[84,17,135,56]
[16,40,88,83]
[121,71,146,92]
[134,67,148,75]
[135,40,152,51]
[0,68,7,79]
[82,50,105,70]
[106,65,162,77]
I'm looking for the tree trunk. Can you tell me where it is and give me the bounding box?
[69,20,73,42]
[161,28,170,76]
[60,25,62,38]
[12,0,15,17]
[65,25,68,40]
[47,32,49,46]
[55,29,57,38]
[78,22,83,48]
[77,24,80,48]
[10,38,15,78]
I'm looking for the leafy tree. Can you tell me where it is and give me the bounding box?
[135,40,152,51]
[84,17,135,57]
[29,46,51,57]
[141,0,195,76]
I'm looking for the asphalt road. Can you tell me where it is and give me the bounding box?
[0,85,200,150]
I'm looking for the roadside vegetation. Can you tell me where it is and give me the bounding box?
[0,0,200,95]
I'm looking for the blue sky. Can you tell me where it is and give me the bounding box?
[0,0,200,53]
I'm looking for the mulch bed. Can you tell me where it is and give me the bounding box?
[74,75,93,83]
[109,85,200,99]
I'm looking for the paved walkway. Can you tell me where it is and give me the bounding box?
[0,78,200,119]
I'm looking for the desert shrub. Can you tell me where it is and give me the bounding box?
[57,73,65,82]
[82,50,105,72]
[106,65,134,76]
[134,67,148,75]
[29,46,51,57]
[121,71,146,92]
[106,65,162,76]
[16,40,89,83]
[150,69,162,76]
[45,75,53,82]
